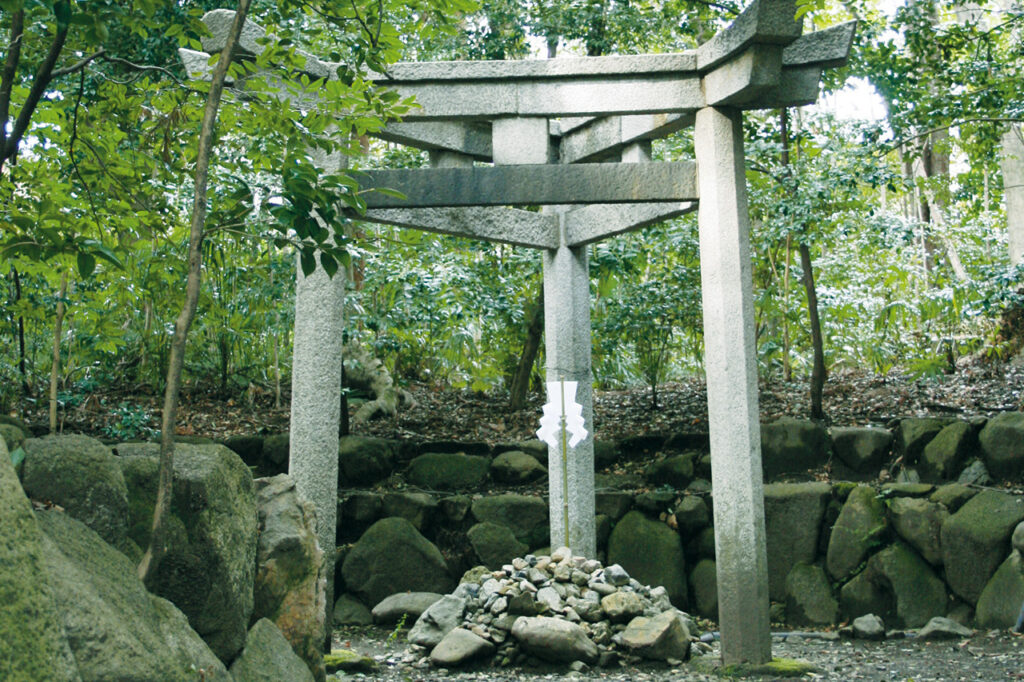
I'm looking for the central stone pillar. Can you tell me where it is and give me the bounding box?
[492,117,596,557]
[694,106,771,665]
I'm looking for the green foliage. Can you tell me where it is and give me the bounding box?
[101,402,157,441]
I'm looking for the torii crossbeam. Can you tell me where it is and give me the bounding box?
[185,0,854,666]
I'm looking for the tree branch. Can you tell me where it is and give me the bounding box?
[51,48,105,78]
[0,10,25,163]
[884,117,1024,152]
[4,21,69,166]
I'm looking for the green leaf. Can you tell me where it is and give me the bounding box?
[299,249,316,277]
[320,251,338,278]
[53,0,71,30]
[76,252,96,278]
[9,446,25,470]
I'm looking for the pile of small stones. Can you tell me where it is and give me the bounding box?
[401,547,702,670]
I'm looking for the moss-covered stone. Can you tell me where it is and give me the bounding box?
[920,421,976,482]
[407,452,490,490]
[888,496,947,566]
[785,563,838,626]
[338,435,396,485]
[230,618,314,682]
[471,494,549,548]
[0,438,78,682]
[760,418,831,480]
[830,426,892,477]
[645,454,695,488]
[324,649,378,673]
[942,489,1024,605]
[21,434,130,550]
[825,485,889,582]
[929,483,977,512]
[607,510,687,607]
[979,412,1024,480]
[895,418,948,464]
[764,482,831,601]
[976,551,1024,629]
[467,521,528,568]
[689,558,718,620]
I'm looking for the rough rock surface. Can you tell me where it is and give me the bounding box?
[919,421,975,482]
[372,592,443,626]
[407,452,490,490]
[471,494,550,548]
[978,412,1024,479]
[229,618,314,682]
[607,511,687,607]
[888,496,948,566]
[760,417,831,480]
[975,551,1024,628]
[35,510,231,681]
[826,485,888,582]
[785,563,839,626]
[687,559,717,620]
[334,594,373,625]
[252,474,326,681]
[512,616,599,664]
[343,518,453,608]
[895,418,947,464]
[618,610,691,661]
[490,450,547,484]
[941,490,1024,605]
[338,435,396,485]
[116,442,256,662]
[408,594,467,647]
[763,482,831,600]
[21,435,130,550]
[830,426,892,476]
[430,628,496,667]
[468,521,529,569]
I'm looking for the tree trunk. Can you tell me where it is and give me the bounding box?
[12,266,30,396]
[780,108,826,420]
[1002,124,1024,267]
[138,0,253,585]
[799,243,827,420]
[48,271,69,433]
[782,235,792,382]
[510,283,544,411]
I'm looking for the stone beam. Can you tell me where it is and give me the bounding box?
[782,21,857,69]
[374,122,493,160]
[361,207,559,249]
[558,114,694,164]
[696,0,802,71]
[564,202,695,247]
[358,161,698,208]
[704,44,783,107]
[751,66,823,109]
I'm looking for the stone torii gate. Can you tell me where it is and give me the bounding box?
[189,0,853,665]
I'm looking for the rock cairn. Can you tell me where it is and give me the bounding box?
[404,547,699,669]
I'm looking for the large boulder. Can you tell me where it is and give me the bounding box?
[381,492,438,531]
[888,496,948,566]
[785,563,839,626]
[975,551,1024,629]
[338,436,396,486]
[230,618,314,682]
[830,427,892,478]
[407,452,490,490]
[607,511,687,607]
[511,616,598,664]
[0,437,79,682]
[920,421,976,482]
[763,482,831,600]
[341,517,453,608]
[116,442,257,662]
[688,558,718,620]
[979,412,1024,480]
[0,421,26,452]
[407,594,467,647]
[36,510,231,681]
[619,610,691,661]
[430,628,496,667]
[471,494,549,548]
[861,542,947,628]
[490,450,547,484]
[645,454,695,489]
[760,418,831,480]
[941,490,1024,605]
[251,475,326,682]
[467,522,528,569]
[21,435,130,550]
[372,592,443,626]
[895,418,947,465]
[825,485,888,582]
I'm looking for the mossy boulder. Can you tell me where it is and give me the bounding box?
[467,521,528,569]
[230,618,314,682]
[785,563,839,626]
[116,442,257,662]
[941,490,1024,605]
[979,412,1024,480]
[341,517,453,608]
[471,494,549,548]
[830,426,892,478]
[688,558,718,620]
[929,483,977,512]
[338,435,396,485]
[381,491,438,531]
[825,485,889,582]
[887,496,947,566]
[261,433,290,474]
[761,418,831,481]
[975,551,1024,629]
[0,422,25,452]
[607,510,687,607]
[490,450,547,484]
[222,434,265,469]
[920,421,976,482]
[864,542,947,627]
[251,475,326,681]
[21,435,130,550]
[763,482,831,600]
[407,452,490,490]
[895,418,947,465]
[36,509,231,681]
[645,454,695,489]
[0,437,78,682]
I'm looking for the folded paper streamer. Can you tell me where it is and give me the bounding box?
[536,380,587,449]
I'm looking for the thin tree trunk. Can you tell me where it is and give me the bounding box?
[782,234,792,382]
[780,108,826,419]
[48,271,69,433]
[270,258,282,409]
[510,283,544,411]
[138,0,253,585]
[12,266,30,396]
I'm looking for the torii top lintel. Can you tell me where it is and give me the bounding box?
[197,0,854,121]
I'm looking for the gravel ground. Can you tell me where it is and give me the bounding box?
[331,625,1024,681]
